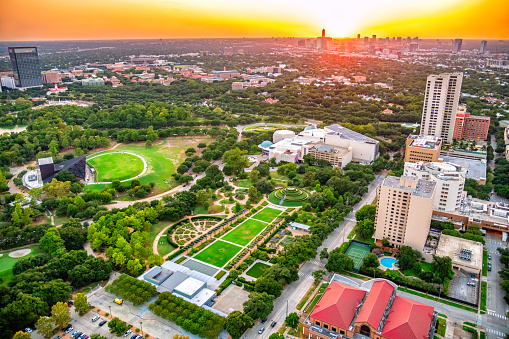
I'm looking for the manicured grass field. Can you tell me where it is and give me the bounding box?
[221,219,267,246]
[245,262,271,278]
[251,207,282,223]
[193,240,242,268]
[0,245,41,285]
[88,152,144,182]
[87,138,209,195]
[157,236,177,257]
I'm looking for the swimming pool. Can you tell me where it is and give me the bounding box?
[380,257,398,269]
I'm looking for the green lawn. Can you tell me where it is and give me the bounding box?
[149,221,171,245]
[0,245,41,285]
[88,152,144,182]
[238,179,253,188]
[157,236,177,257]
[86,138,206,195]
[193,240,242,268]
[437,318,446,336]
[482,250,488,276]
[245,262,271,278]
[221,219,267,246]
[251,207,282,223]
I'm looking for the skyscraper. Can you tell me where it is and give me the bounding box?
[372,35,376,43]
[364,37,369,44]
[322,29,325,38]
[8,47,42,88]
[453,39,463,53]
[480,40,488,54]
[357,34,360,43]
[420,73,463,143]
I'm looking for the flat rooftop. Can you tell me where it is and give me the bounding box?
[325,124,378,144]
[311,144,351,157]
[439,156,486,181]
[382,176,436,199]
[271,137,316,151]
[174,277,205,296]
[436,234,482,271]
[407,134,441,149]
[38,157,54,165]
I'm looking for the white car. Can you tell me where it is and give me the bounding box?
[92,316,100,322]
[25,328,32,333]
[123,330,132,337]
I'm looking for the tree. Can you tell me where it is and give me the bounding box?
[222,148,249,175]
[269,334,285,339]
[362,253,380,269]
[355,205,376,221]
[354,219,375,240]
[145,140,152,149]
[325,248,354,273]
[395,246,421,271]
[249,170,260,183]
[51,301,71,330]
[381,238,391,247]
[285,312,300,330]
[13,332,32,339]
[243,292,275,321]
[225,311,254,339]
[254,277,283,297]
[319,248,329,260]
[74,293,90,316]
[247,186,259,203]
[312,270,325,283]
[40,227,66,256]
[431,255,452,282]
[37,316,54,339]
[108,317,129,336]
[90,335,108,339]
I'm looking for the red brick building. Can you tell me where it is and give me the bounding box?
[453,112,490,140]
[302,279,437,339]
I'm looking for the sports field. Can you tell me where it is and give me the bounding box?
[0,245,41,285]
[221,219,267,246]
[251,208,282,223]
[344,241,371,270]
[88,152,144,182]
[193,240,242,268]
[245,262,271,278]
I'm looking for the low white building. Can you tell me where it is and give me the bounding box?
[323,124,379,163]
[404,161,467,212]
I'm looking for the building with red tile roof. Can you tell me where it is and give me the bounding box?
[302,279,437,339]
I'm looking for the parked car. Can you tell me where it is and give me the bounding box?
[123,330,132,337]
[261,319,267,324]
[270,321,277,327]
[91,316,100,322]
[467,282,475,287]
[131,335,138,339]
[65,326,74,333]
[24,328,32,333]
[488,254,492,260]
[99,320,107,327]
[488,266,492,272]
[258,327,265,334]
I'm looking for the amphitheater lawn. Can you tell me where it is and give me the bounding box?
[88,152,144,182]
[221,219,268,246]
[86,138,210,195]
[193,240,242,268]
[251,207,282,223]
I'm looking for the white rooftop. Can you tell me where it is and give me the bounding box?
[174,277,205,296]
[190,288,216,307]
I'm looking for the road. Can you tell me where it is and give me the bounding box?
[485,234,509,331]
[242,174,386,339]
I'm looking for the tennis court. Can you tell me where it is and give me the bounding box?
[344,241,371,270]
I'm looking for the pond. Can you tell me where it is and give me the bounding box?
[0,125,27,134]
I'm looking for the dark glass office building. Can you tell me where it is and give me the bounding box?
[8,47,42,88]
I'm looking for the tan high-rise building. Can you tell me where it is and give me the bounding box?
[41,71,60,84]
[404,134,442,163]
[374,176,436,251]
[421,73,463,143]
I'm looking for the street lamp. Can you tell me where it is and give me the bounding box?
[140,322,143,336]
[108,306,112,319]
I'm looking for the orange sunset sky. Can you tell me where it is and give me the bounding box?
[0,0,508,41]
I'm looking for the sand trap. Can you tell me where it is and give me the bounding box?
[8,249,31,258]
[0,253,3,258]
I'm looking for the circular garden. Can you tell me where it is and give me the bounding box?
[88,152,145,182]
[268,187,309,207]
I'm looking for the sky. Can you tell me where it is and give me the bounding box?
[0,0,508,41]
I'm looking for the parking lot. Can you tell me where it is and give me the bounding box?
[448,269,478,305]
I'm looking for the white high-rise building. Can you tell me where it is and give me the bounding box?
[420,73,463,143]
[404,162,466,212]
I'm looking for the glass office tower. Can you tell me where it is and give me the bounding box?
[8,47,42,88]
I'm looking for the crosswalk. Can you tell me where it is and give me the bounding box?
[309,260,325,267]
[487,310,508,320]
[298,272,314,280]
[488,240,505,246]
[487,328,505,338]
[345,218,356,222]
